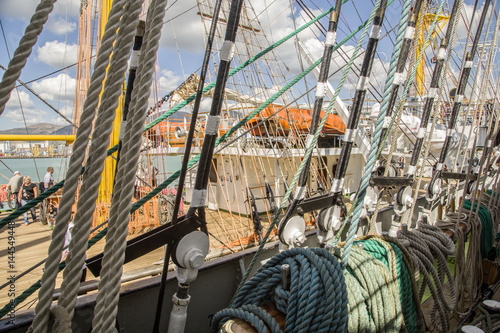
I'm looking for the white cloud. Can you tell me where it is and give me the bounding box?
[46,17,77,35]
[159,2,205,53]
[31,73,76,101]
[0,0,79,20]
[4,91,46,124]
[36,40,78,68]
[4,108,47,125]
[158,69,183,95]
[6,90,35,109]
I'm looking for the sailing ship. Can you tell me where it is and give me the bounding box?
[1,0,500,332]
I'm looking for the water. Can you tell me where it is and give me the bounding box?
[0,157,69,185]
[0,155,184,187]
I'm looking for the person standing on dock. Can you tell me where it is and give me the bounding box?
[43,166,54,191]
[0,185,7,209]
[8,171,23,209]
[19,176,38,225]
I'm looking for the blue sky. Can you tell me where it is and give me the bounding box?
[0,0,495,131]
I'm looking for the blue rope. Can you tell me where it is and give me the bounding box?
[211,248,348,332]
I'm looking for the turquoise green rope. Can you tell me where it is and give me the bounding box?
[463,199,494,258]
[354,239,419,333]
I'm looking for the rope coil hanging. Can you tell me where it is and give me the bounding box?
[397,222,455,332]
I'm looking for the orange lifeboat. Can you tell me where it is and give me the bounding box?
[247,104,346,136]
[145,120,190,147]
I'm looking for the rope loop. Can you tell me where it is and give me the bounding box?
[49,305,72,333]
[212,248,348,333]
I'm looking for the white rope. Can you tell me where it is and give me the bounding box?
[58,0,143,322]
[29,1,129,331]
[91,0,169,331]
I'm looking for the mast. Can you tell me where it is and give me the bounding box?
[98,0,123,204]
[427,0,492,202]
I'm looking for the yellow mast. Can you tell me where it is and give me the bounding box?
[97,0,124,203]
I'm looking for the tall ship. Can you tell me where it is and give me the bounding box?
[0,0,500,332]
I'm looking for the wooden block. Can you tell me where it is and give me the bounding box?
[482,259,499,285]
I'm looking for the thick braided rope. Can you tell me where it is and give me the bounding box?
[345,0,412,235]
[213,248,348,333]
[354,237,420,333]
[455,209,482,314]
[48,305,71,333]
[0,0,57,115]
[343,246,401,332]
[452,310,500,333]
[91,1,167,332]
[28,1,127,331]
[413,225,456,311]
[57,1,142,321]
[397,229,451,332]
[389,236,427,331]
[464,200,494,257]
[353,239,403,330]
[213,305,280,333]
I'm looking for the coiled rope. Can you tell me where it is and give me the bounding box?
[342,245,401,332]
[397,221,455,332]
[213,237,427,332]
[211,248,348,333]
[452,307,500,333]
[354,236,422,333]
[463,199,494,258]
[441,210,482,315]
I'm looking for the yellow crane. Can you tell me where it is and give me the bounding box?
[414,1,450,96]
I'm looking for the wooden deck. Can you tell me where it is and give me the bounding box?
[0,206,265,318]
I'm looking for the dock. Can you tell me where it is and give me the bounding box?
[0,206,266,318]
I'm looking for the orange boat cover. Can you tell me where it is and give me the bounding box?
[247,104,346,136]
